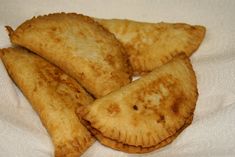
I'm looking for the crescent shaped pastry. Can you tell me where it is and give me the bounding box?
[1,47,95,157]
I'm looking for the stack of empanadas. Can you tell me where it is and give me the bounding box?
[0,13,205,156]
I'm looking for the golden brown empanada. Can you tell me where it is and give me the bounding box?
[79,54,198,153]
[0,47,95,157]
[82,115,193,153]
[95,18,206,74]
[7,13,132,98]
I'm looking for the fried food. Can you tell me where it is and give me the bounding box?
[95,18,206,74]
[6,13,132,98]
[87,115,193,153]
[0,47,95,157]
[79,54,198,153]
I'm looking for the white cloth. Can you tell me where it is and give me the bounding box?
[0,0,235,156]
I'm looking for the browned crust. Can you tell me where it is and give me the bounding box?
[0,47,95,157]
[7,13,132,98]
[54,136,95,157]
[83,115,193,153]
[95,18,206,74]
[80,54,198,149]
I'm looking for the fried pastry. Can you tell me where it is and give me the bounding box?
[95,18,206,74]
[80,54,198,153]
[0,47,95,157]
[88,115,193,153]
[6,13,132,98]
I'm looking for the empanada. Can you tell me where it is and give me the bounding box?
[79,54,198,153]
[88,115,193,153]
[7,13,132,98]
[0,47,95,157]
[95,18,205,74]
